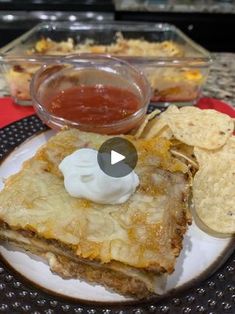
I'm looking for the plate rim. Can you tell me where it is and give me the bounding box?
[0,115,234,313]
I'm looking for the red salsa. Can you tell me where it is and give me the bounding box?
[46,85,141,125]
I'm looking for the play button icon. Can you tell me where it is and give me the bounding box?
[111,150,125,165]
[97,137,138,178]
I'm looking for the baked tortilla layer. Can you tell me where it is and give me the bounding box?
[0,226,167,298]
[0,129,190,273]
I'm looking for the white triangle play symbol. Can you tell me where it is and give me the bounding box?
[111,150,125,165]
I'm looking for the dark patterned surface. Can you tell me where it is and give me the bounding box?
[0,115,234,314]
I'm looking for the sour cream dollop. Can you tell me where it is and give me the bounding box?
[59,148,139,205]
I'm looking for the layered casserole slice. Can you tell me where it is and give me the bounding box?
[0,129,190,298]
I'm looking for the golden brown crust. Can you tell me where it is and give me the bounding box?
[45,253,153,299]
[0,129,189,273]
[1,240,152,298]
[0,129,190,297]
[0,229,157,298]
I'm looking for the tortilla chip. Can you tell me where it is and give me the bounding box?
[141,105,178,139]
[193,137,235,234]
[134,109,160,139]
[166,107,234,149]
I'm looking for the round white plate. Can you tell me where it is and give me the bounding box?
[0,130,233,302]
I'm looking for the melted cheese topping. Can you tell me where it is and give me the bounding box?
[0,129,189,272]
[32,35,183,58]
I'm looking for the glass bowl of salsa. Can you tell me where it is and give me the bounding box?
[30,55,151,134]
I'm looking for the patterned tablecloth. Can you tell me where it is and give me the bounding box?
[0,53,234,107]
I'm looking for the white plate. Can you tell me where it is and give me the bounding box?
[0,130,233,302]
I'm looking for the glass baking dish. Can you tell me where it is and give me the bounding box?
[0,21,211,107]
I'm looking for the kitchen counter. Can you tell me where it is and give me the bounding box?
[114,0,235,14]
[0,52,234,107]
[114,1,235,14]
[203,53,235,106]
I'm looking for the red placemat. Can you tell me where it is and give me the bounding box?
[197,97,235,118]
[0,96,234,129]
[0,97,35,128]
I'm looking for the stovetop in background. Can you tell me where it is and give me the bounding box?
[0,0,114,47]
[0,0,235,52]
[0,0,114,11]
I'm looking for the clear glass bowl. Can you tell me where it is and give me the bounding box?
[31,54,151,134]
